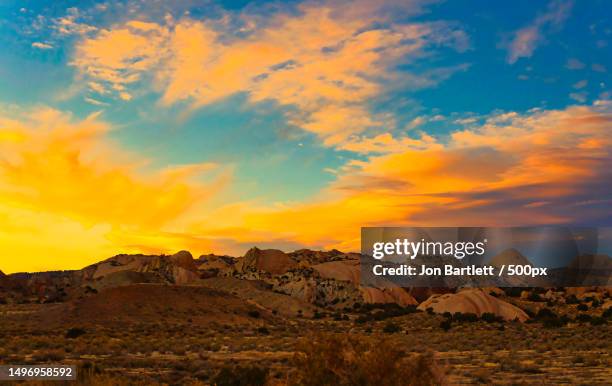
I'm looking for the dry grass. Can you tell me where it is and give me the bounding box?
[0,296,610,385]
[289,333,445,386]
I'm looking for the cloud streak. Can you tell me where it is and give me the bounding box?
[506,0,573,64]
[192,102,612,252]
[70,0,468,146]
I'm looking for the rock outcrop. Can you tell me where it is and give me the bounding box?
[311,260,416,306]
[80,251,200,287]
[196,254,236,278]
[237,247,297,275]
[418,288,529,322]
[360,286,417,306]
[312,260,360,284]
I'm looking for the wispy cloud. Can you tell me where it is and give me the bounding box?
[566,58,585,70]
[506,0,573,64]
[31,42,53,49]
[69,0,468,147]
[189,102,612,252]
[592,63,607,73]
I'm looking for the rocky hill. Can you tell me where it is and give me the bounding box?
[418,288,529,322]
[46,284,271,327]
[81,250,200,287]
[236,247,297,275]
[0,247,541,323]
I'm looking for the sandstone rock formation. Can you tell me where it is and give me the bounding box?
[196,254,236,278]
[237,247,297,275]
[80,251,200,287]
[311,260,416,306]
[360,286,417,306]
[418,288,529,322]
[312,260,360,284]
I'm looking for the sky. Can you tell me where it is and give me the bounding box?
[0,0,610,273]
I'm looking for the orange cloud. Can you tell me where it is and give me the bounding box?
[1,102,610,272]
[189,102,612,252]
[0,107,230,273]
[71,1,466,145]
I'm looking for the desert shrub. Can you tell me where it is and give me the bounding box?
[357,303,417,320]
[452,312,478,322]
[291,333,444,386]
[212,366,269,386]
[532,308,571,328]
[603,308,612,318]
[503,287,523,297]
[565,294,580,304]
[256,327,269,335]
[313,311,325,319]
[527,292,542,302]
[481,312,503,323]
[382,322,401,334]
[247,310,261,318]
[576,314,592,322]
[590,317,606,326]
[65,327,87,339]
[536,308,556,319]
[577,304,589,311]
[439,319,452,332]
[542,315,569,328]
[524,308,536,318]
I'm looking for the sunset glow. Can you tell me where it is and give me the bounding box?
[0,0,610,273]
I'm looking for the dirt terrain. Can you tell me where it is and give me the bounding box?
[0,248,610,385]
